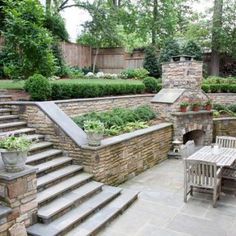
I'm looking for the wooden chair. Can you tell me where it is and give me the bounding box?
[216,136,236,181]
[184,159,222,207]
[181,140,195,158]
[216,136,236,148]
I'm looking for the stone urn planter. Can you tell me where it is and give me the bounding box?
[1,150,27,173]
[0,135,32,173]
[84,120,105,147]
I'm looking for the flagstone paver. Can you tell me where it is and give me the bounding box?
[99,159,236,236]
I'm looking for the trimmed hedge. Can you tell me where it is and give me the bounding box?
[51,83,145,99]
[202,84,236,93]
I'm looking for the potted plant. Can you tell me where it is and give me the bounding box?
[191,102,201,112]
[0,135,32,173]
[84,120,105,146]
[204,99,212,111]
[180,102,189,112]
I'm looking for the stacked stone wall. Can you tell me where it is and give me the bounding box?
[213,118,236,139]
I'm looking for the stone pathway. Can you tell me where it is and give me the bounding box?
[99,159,236,236]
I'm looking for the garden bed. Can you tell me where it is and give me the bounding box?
[72,105,163,137]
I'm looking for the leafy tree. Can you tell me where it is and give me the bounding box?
[159,39,181,63]
[182,41,202,61]
[77,0,122,72]
[143,46,161,78]
[44,13,69,41]
[2,0,57,80]
[0,0,6,31]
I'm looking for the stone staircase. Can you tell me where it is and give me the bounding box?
[0,97,138,236]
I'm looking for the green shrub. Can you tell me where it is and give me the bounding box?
[51,83,145,100]
[73,105,156,136]
[201,84,236,93]
[159,39,180,63]
[24,74,51,101]
[143,77,159,93]
[203,76,236,84]
[143,45,161,78]
[121,68,149,80]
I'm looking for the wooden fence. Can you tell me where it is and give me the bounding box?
[60,41,92,68]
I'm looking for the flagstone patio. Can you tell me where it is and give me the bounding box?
[99,159,236,236]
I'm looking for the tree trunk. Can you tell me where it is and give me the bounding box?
[210,0,223,76]
[93,48,99,73]
[152,0,158,45]
[46,0,52,14]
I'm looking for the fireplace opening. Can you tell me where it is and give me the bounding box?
[183,130,205,146]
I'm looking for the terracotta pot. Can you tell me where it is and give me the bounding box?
[180,107,187,112]
[205,105,212,111]
[192,106,200,112]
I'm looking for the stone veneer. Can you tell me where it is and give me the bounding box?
[162,60,203,90]
[0,168,38,236]
[213,117,236,140]
[55,94,153,117]
[208,93,236,105]
[172,111,213,145]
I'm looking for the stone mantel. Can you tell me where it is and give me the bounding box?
[172,111,213,116]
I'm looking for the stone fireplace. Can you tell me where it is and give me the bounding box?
[151,56,213,147]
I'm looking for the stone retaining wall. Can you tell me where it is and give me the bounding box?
[80,124,173,185]
[15,103,173,186]
[55,95,154,117]
[213,117,236,140]
[208,93,236,105]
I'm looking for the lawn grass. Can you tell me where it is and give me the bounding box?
[0,79,142,90]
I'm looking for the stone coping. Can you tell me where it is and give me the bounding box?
[0,166,37,181]
[213,117,236,121]
[54,94,154,104]
[82,123,172,150]
[172,110,213,116]
[0,205,12,219]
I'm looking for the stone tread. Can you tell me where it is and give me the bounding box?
[0,108,12,113]
[38,181,104,220]
[66,189,139,236]
[37,165,83,188]
[0,121,27,129]
[29,141,53,152]
[37,172,93,204]
[27,186,122,236]
[0,128,36,136]
[25,134,45,141]
[26,149,62,164]
[0,115,19,120]
[35,156,73,175]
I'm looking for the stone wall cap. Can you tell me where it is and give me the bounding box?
[82,123,173,150]
[0,166,37,181]
[0,205,12,219]
[213,117,236,121]
[172,110,213,116]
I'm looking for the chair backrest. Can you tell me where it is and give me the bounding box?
[216,136,236,148]
[184,159,217,188]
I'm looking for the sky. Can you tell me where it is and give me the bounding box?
[40,0,213,42]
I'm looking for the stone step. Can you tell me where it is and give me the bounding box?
[0,127,36,137]
[66,189,139,236]
[26,134,45,142]
[26,149,62,165]
[37,172,93,205]
[29,141,53,153]
[35,156,73,176]
[0,108,13,114]
[0,121,27,131]
[0,95,12,102]
[0,115,19,122]
[27,186,121,236]
[37,165,83,189]
[38,181,104,223]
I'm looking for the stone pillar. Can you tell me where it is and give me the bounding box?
[0,167,38,235]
